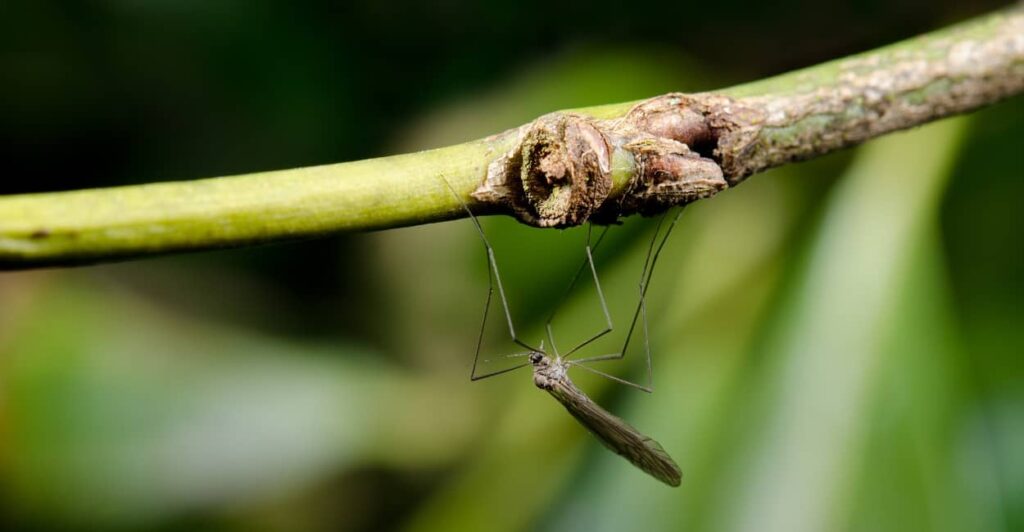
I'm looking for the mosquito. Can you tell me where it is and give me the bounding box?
[443,178,684,487]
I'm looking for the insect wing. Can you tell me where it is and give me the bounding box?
[547,378,682,487]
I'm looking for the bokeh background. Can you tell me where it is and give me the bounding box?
[2,1,1021,530]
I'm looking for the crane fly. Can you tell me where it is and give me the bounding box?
[442,177,683,487]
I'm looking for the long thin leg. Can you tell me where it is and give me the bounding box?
[567,359,651,393]
[551,224,615,360]
[470,350,540,380]
[441,177,540,381]
[572,207,685,391]
[544,224,610,335]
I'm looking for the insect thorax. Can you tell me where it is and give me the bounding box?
[531,354,567,391]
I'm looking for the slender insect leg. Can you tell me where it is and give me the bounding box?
[554,224,615,360]
[572,207,685,391]
[440,177,539,381]
[544,224,610,340]
[567,359,652,393]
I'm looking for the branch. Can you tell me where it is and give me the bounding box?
[2,6,1022,269]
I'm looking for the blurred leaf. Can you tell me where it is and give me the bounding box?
[848,231,985,531]
[938,95,1024,532]
[0,276,478,529]
[707,118,968,532]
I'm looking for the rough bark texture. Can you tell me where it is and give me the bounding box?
[473,7,1023,226]
[476,114,615,227]
[720,9,1024,182]
[475,102,727,227]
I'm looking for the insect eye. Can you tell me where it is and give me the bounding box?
[529,352,542,364]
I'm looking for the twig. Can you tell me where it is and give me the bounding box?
[1,6,1021,269]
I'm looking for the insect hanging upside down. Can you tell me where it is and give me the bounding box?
[441,176,683,487]
[529,351,682,487]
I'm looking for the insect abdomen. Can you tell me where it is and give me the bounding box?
[547,378,682,487]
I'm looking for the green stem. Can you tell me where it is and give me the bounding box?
[0,137,510,267]
[2,5,1021,269]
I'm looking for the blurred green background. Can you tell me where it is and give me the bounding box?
[1,1,1021,531]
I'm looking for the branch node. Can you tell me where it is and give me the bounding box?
[475,113,612,227]
[476,93,737,226]
[608,136,727,219]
